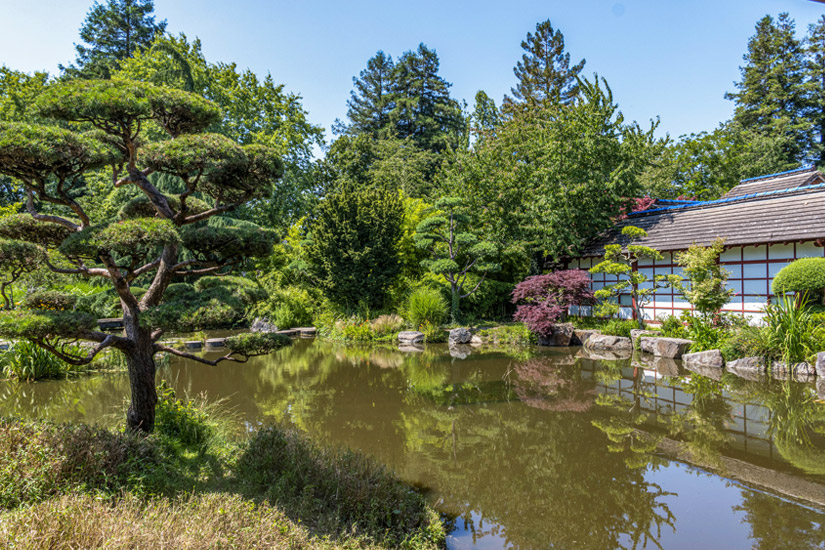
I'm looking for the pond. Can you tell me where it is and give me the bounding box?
[2,338,825,549]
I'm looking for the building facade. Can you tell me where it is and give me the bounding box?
[569,167,825,323]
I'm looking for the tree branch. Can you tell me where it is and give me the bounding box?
[26,191,79,231]
[35,334,123,366]
[45,258,110,278]
[153,343,248,366]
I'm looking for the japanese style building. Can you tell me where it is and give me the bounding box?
[569,167,825,323]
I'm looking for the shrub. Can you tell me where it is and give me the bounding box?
[22,290,77,311]
[771,257,825,302]
[420,320,446,343]
[340,320,375,341]
[371,314,405,337]
[266,286,314,329]
[405,288,448,329]
[659,315,687,339]
[600,318,639,338]
[674,238,733,317]
[154,381,213,449]
[719,325,774,361]
[512,270,596,337]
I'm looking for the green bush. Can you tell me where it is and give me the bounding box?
[771,258,825,301]
[420,320,446,343]
[600,318,639,338]
[267,287,314,329]
[340,320,375,341]
[719,325,774,361]
[405,288,447,329]
[659,315,687,339]
[154,381,213,450]
[22,290,77,311]
[0,340,76,381]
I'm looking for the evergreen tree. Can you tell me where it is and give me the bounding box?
[726,13,810,165]
[61,0,167,79]
[346,51,395,137]
[505,19,585,109]
[389,44,464,153]
[471,90,499,137]
[806,15,825,166]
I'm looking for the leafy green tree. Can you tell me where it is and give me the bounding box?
[61,0,167,79]
[0,79,289,432]
[505,19,585,109]
[446,76,658,267]
[639,122,797,200]
[674,238,734,318]
[305,187,404,310]
[470,90,499,143]
[389,44,465,153]
[726,13,810,165]
[345,51,396,137]
[414,197,499,322]
[590,226,680,329]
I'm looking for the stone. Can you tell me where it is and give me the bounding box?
[571,329,600,346]
[204,338,226,349]
[817,352,825,378]
[470,335,483,347]
[398,331,425,345]
[584,333,632,352]
[184,340,203,351]
[682,349,724,370]
[630,329,656,349]
[635,354,681,377]
[449,344,473,359]
[726,357,766,381]
[297,327,317,337]
[639,336,693,359]
[578,347,632,361]
[552,323,574,346]
[276,329,299,337]
[769,361,816,383]
[448,327,472,345]
[251,318,277,333]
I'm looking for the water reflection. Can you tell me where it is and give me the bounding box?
[1,339,825,549]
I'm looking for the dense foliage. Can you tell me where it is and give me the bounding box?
[512,270,595,337]
[771,257,825,302]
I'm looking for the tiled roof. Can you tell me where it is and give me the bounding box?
[579,178,825,257]
[721,167,824,198]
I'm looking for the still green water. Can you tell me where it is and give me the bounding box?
[2,338,825,549]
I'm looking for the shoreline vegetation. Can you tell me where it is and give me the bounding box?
[0,385,445,549]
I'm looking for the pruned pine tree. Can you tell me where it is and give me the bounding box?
[0,80,289,432]
[414,197,499,323]
[505,19,585,109]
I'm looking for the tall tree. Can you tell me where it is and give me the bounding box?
[505,20,585,109]
[345,51,395,137]
[471,90,499,139]
[61,0,167,79]
[0,80,289,432]
[389,44,465,153]
[806,15,825,166]
[725,13,810,165]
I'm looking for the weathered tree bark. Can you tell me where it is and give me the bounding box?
[123,305,157,433]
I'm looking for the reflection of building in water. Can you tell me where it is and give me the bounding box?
[580,363,776,459]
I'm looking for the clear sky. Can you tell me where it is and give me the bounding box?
[2,0,825,148]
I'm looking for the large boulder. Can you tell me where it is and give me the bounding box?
[630,329,656,349]
[571,329,600,346]
[577,347,632,361]
[639,336,693,359]
[584,333,632,352]
[682,349,724,370]
[634,354,681,377]
[251,317,277,333]
[726,356,766,381]
[449,344,473,359]
[552,323,575,346]
[398,331,425,345]
[817,352,825,378]
[449,327,473,345]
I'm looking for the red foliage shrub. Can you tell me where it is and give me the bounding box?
[511,270,595,337]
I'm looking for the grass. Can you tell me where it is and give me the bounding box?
[0,386,444,549]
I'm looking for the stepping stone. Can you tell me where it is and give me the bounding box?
[184,341,203,351]
[205,338,226,349]
[98,318,124,330]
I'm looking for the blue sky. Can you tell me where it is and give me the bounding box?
[2,0,825,147]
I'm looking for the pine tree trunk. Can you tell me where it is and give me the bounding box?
[123,309,157,433]
[450,282,460,324]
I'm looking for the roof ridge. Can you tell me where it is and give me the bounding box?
[630,182,825,217]
[738,166,815,184]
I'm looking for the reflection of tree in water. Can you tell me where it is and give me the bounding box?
[511,355,597,412]
[667,374,733,467]
[735,489,825,550]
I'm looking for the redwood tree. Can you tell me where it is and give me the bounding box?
[0,79,288,432]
